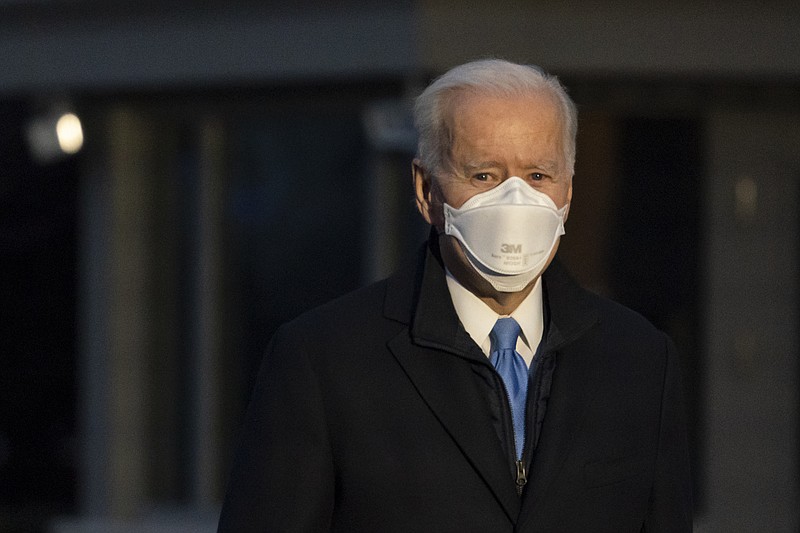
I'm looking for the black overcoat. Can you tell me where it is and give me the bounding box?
[219,240,692,532]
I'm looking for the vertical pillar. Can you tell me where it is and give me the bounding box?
[188,117,226,505]
[78,107,161,518]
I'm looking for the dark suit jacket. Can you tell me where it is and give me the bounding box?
[218,241,692,532]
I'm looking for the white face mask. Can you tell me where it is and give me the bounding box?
[443,177,568,293]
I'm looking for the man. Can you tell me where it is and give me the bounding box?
[218,59,692,532]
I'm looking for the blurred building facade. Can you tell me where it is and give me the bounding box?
[0,1,798,531]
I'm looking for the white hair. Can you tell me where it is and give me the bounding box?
[413,59,578,175]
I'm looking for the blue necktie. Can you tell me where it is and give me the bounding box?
[490,317,528,460]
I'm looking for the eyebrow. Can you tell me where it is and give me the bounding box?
[528,160,561,173]
[464,161,503,171]
[463,160,561,173]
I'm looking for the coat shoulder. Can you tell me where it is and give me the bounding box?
[276,277,403,349]
[303,278,390,319]
[592,291,664,337]
[574,288,675,375]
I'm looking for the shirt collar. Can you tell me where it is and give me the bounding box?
[445,271,544,366]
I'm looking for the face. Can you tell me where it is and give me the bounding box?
[413,90,573,297]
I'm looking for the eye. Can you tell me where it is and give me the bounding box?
[530,172,546,181]
[473,173,491,181]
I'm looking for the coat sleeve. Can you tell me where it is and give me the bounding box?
[643,333,693,532]
[218,324,335,532]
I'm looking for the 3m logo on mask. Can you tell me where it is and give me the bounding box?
[500,243,522,254]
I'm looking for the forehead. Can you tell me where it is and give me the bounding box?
[446,89,560,131]
[444,90,564,165]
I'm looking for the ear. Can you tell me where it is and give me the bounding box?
[412,159,440,226]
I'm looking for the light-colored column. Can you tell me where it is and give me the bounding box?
[188,117,226,505]
[106,108,157,517]
[77,107,162,519]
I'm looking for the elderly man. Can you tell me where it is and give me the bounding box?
[219,59,692,532]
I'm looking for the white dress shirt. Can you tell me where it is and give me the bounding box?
[445,271,544,368]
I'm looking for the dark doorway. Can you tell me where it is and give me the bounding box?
[0,100,79,532]
[611,117,704,510]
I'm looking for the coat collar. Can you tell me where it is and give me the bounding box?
[383,233,599,351]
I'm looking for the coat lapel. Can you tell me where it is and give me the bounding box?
[387,335,521,521]
[383,243,521,522]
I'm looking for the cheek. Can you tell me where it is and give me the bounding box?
[437,182,481,210]
[545,183,572,209]
[450,193,480,209]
